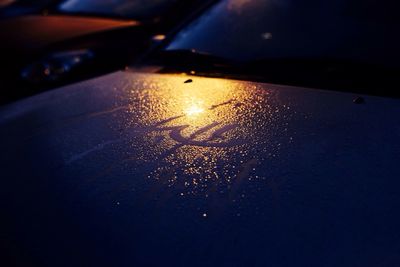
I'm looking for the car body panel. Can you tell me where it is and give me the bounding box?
[1,71,400,266]
[0,15,138,52]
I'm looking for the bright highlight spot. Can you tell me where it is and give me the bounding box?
[185,104,204,116]
[152,34,166,41]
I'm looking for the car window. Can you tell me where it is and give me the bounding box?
[59,0,180,19]
[166,0,400,68]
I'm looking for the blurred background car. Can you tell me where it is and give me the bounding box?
[0,0,212,104]
[1,0,400,266]
[148,0,400,98]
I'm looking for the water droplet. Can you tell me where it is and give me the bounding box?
[353,97,365,104]
[261,32,273,40]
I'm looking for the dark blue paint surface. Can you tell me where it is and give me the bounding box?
[1,72,400,266]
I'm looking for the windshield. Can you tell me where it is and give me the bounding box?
[167,0,400,68]
[59,0,179,19]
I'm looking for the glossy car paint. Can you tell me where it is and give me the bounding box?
[1,71,400,266]
[0,15,138,51]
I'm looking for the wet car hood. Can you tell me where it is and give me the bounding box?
[0,15,138,53]
[1,71,400,266]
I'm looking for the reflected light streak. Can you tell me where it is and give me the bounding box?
[152,34,166,41]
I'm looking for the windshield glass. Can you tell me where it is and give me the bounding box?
[59,0,179,19]
[166,0,400,68]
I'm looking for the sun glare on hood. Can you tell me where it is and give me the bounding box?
[185,102,205,117]
[122,74,291,196]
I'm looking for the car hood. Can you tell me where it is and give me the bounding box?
[0,14,138,53]
[1,72,400,266]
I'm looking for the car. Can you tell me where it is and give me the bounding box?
[1,0,400,266]
[0,0,211,104]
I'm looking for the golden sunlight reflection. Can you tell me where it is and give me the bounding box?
[184,101,205,117]
[123,74,292,196]
[152,34,166,41]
